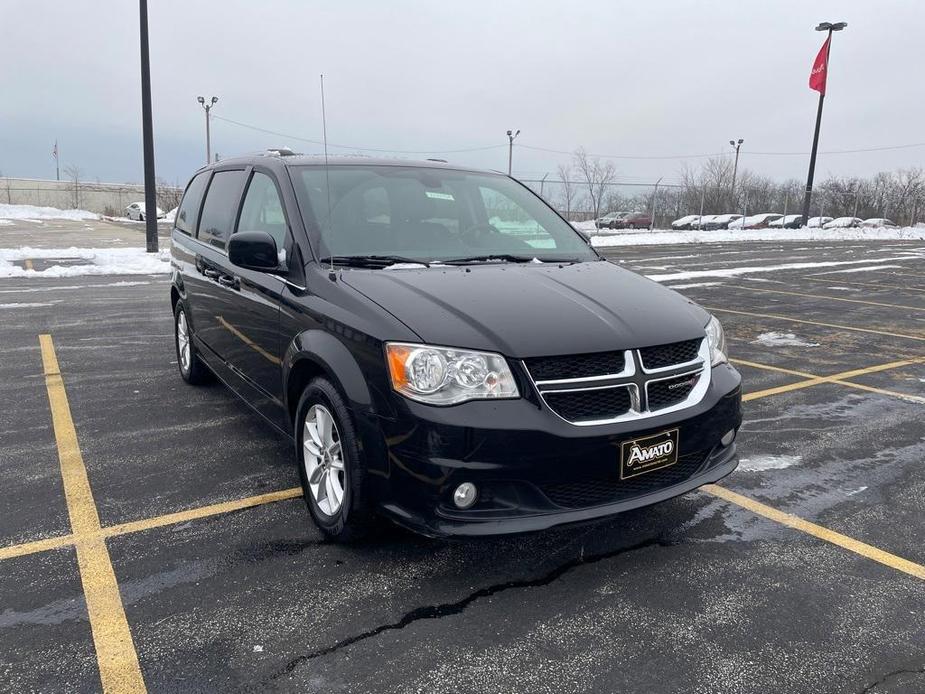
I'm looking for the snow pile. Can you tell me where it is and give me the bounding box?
[165,207,178,223]
[0,203,99,221]
[738,455,802,472]
[752,332,819,348]
[590,225,925,246]
[0,247,171,278]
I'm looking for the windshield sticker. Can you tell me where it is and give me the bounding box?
[425,191,455,201]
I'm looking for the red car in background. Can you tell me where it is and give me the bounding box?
[607,211,652,230]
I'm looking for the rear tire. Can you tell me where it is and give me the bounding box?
[173,302,211,385]
[296,378,374,542]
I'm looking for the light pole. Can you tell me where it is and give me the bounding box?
[801,21,847,225]
[198,96,219,165]
[506,129,520,176]
[651,176,663,230]
[729,138,744,196]
[139,0,158,253]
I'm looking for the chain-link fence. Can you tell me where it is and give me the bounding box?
[0,177,183,216]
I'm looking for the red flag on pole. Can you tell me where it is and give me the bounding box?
[809,36,830,94]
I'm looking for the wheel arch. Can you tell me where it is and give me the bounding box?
[283,330,374,428]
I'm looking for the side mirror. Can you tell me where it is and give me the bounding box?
[228,231,279,271]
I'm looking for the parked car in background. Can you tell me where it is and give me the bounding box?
[769,214,804,229]
[860,218,898,228]
[822,217,863,229]
[595,213,621,229]
[609,211,652,230]
[125,201,166,221]
[728,213,783,230]
[702,214,742,230]
[690,215,716,230]
[671,214,700,230]
[807,216,833,228]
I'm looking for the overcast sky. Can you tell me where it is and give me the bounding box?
[1,0,923,187]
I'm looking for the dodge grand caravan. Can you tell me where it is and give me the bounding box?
[170,152,742,540]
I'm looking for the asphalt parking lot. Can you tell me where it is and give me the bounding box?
[1,220,924,693]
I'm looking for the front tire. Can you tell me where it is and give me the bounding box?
[296,378,374,541]
[174,302,211,385]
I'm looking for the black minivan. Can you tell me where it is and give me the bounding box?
[170,152,742,540]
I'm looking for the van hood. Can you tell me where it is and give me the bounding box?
[341,260,710,358]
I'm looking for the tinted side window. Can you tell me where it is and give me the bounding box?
[197,170,246,251]
[237,172,288,249]
[175,171,209,235]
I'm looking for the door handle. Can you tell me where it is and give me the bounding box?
[203,268,220,279]
[218,275,239,289]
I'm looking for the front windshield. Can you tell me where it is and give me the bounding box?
[290,165,597,263]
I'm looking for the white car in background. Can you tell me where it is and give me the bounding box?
[727,213,783,230]
[671,214,701,230]
[807,216,833,228]
[860,218,898,228]
[822,216,863,229]
[702,213,742,230]
[125,201,166,221]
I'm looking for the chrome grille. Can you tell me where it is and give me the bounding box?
[524,337,709,426]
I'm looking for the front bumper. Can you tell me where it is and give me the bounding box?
[373,364,742,537]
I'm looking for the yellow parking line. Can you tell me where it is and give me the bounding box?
[801,276,925,294]
[0,488,302,564]
[707,307,925,342]
[24,259,34,271]
[103,487,302,538]
[40,335,146,694]
[743,377,826,401]
[736,356,925,403]
[0,532,76,561]
[703,485,925,580]
[726,284,925,313]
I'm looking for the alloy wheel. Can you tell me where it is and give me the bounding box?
[303,404,345,516]
[177,310,191,374]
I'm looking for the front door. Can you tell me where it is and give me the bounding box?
[210,168,293,428]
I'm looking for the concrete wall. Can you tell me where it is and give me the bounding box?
[0,177,183,215]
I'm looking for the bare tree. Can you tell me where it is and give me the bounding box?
[572,148,617,221]
[556,163,576,219]
[156,177,183,212]
[64,164,83,209]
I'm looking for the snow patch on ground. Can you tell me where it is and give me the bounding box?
[646,256,919,282]
[0,203,99,221]
[0,247,170,278]
[811,264,902,275]
[0,219,13,226]
[0,302,57,308]
[738,455,802,471]
[666,282,723,289]
[753,332,820,347]
[589,226,925,247]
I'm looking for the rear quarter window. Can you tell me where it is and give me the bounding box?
[175,171,210,236]
[197,170,246,251]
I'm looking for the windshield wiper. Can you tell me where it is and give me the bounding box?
[442,254,581,265]
[320,255,431,268]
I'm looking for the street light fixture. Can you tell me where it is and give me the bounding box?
[197,95,219,165]
[506,129,520,176]
[729,138,744,197]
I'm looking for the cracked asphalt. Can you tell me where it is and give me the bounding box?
[1,219,924,693]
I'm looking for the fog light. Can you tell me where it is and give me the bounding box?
[721,429,736,447]
[453,482,478,509]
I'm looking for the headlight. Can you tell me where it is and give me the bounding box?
[705,314,727,366]
[385,343,519,405]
